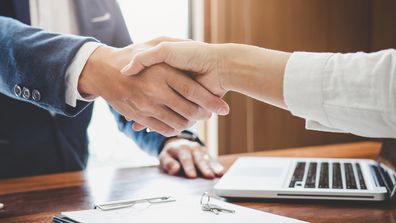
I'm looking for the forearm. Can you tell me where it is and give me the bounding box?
[0,16,97,116]
[218,44,291,109]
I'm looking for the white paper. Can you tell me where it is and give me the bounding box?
[63,196,308,223]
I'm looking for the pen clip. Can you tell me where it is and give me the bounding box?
[95,196,176,211]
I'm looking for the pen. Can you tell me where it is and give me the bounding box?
[52,215,77,223]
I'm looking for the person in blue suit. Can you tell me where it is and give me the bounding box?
[0,0,226,179]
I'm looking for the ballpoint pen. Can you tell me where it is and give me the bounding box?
[52,215,77,223]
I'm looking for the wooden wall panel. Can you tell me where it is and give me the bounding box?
[206,0,396,154]
[370,1,396,51]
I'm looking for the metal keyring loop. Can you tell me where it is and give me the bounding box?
[200,192,210,206]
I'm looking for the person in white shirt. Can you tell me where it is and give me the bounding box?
[121,39,396,138]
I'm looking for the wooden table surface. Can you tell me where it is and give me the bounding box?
[1,141,394,223]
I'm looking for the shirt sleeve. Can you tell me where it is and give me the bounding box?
[284,49,396,138]
[65,42,103,107]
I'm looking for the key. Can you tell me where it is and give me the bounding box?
[344,163,357,189]
[289,162,306,188]
[318,162,329,188]
[332,162,343,189]
[305,162,317,188]
[355,163,367,189]
[201,204,235,215]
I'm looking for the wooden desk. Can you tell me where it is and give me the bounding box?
[1,141,394,223]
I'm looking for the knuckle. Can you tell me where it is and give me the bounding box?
[138,102,153,114]
[150,63,169,75]
[157,42,169,54]
[156,36,169,42]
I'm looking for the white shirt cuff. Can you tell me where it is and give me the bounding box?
[65,42,103,107]
[284,52,335,129]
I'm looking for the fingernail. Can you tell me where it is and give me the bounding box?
[120,64,132,75]
[213,163,224,173]
[188,170,197,178]
[217,106,229,116]
[169,163,179,174]
[206,171,215,179]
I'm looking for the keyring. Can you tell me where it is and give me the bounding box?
[200,192,210,206]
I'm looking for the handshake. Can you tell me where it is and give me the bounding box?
[79,37,232,136]
[79,36,289,136]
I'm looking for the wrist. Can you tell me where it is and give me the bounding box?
[162,131,204,149]
[78,45,130,98]
[217,43,266,92]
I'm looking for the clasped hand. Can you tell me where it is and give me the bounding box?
[78,37,229,137]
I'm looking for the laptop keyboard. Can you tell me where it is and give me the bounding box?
[289,161,367,190]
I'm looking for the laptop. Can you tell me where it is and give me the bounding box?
[214,140,396,201]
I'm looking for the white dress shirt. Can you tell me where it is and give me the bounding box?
[29,0,102,107]
[284,49,396,138]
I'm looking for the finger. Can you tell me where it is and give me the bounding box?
[192,149,215,179]
[169,148,197,178]
[150,105,192,132]
[132,122,146,131]
[121,44,167,76]
[169,75,230,116]
[165,89,211,121]
[121,40,202,76]
[148,36,190,45]
[209,160,225,177]
[132,114,177,137]
[159,152,181,175]
[115,100,177,136]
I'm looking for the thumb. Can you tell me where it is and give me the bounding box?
[121,44,167,76]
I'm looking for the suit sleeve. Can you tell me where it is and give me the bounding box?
[110,107,167,156]
[0,16,99,116]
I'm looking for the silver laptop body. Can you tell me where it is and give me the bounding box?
[214,140,396,201]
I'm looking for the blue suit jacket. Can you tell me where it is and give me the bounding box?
[0,0,167,178]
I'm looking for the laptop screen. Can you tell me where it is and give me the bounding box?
[377,139,396,199]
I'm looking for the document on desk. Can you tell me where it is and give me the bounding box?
[61,196,308,223]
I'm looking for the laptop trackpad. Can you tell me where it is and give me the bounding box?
[231,166,284,177]
[221,157,290,189]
